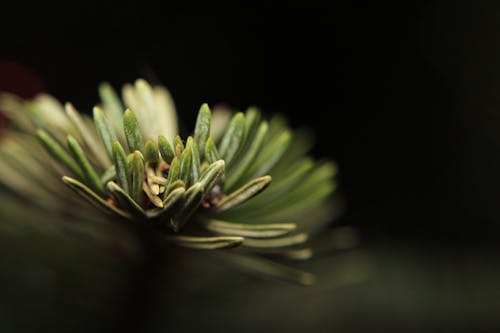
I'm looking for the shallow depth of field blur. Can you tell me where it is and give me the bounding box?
[1,2,500,333]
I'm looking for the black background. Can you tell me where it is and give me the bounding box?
[2,1,500,332]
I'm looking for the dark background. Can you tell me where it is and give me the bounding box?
[2,2,500,332]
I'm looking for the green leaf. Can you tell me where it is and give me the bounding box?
[130,151,145,204]
[67,135,104,193]
[98,82,124,124]
[126,153,135,168]
[142,182,163,208]
[26,101,44,128]
[36,129,83,178]
[145,166,160,195]
[266,115,288,141]
[246,130,291,178]
[148,175,168,186]
[93,106,118,159]
[216,175,272,212]
[65,103,110,167]
[165,156,180,197]
[165,235,244,250]
[239,158,314,209]
[29,94,72,134]
[179,145,193,187]
[62,176,129,218]
[210,107,232,141]
[100,165,116,185]
[201,219,296,238]
[194,103,211,160]
[268,129,314,178]
[123,109,144,152]
[171,182,204,231]
[205,138,221,164]
[225,121,269,191]
[242,233,308,248]
[218,112,245,166]
[152,86,178,143]
[243,106,261,141]
[144,139,160,163]
[229,162,336,222]
[0,93,35,132]
[166,179,185,195]
[163,184,185,202]
[268,162,337,210]
[259,182,335,223]
[107,181,146,218]
[112,141,130,193]
[158,135,174,164]
[186,137,200,183]
[146,187,185,219]
[198,160,225,194]
[174,135,184,157]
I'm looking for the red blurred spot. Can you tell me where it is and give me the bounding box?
[0,61,46,98]
[0,61,46,137]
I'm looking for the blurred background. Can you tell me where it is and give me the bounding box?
[2,1,500,332]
